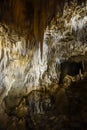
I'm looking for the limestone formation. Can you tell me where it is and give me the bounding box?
[0,1,87,130]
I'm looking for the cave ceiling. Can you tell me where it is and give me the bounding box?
[0,0,86,58]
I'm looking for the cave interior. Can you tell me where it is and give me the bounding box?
[0,0,87,130]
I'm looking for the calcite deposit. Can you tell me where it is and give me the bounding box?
[0,1,87,130]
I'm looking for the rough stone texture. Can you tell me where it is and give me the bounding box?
[0,2,87,130]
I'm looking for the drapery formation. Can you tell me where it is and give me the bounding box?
[0,0,86,58]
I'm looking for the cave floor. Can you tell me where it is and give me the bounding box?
[0,78,87,130]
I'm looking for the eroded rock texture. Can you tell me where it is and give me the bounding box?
[0,1,87,130]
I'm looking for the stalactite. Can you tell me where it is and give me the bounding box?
[34,0,47,59]
[39,1,46,59]
[34,1,39,45]
[39,12,45,59]
[12,0,26,27]
[0,0,86,59]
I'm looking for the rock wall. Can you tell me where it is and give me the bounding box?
[0,3,87,130]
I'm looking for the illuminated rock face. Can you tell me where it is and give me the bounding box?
[0,4,87,104]
[0,25,48,105]
[0,3,87,130]
[0,0,86,59]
